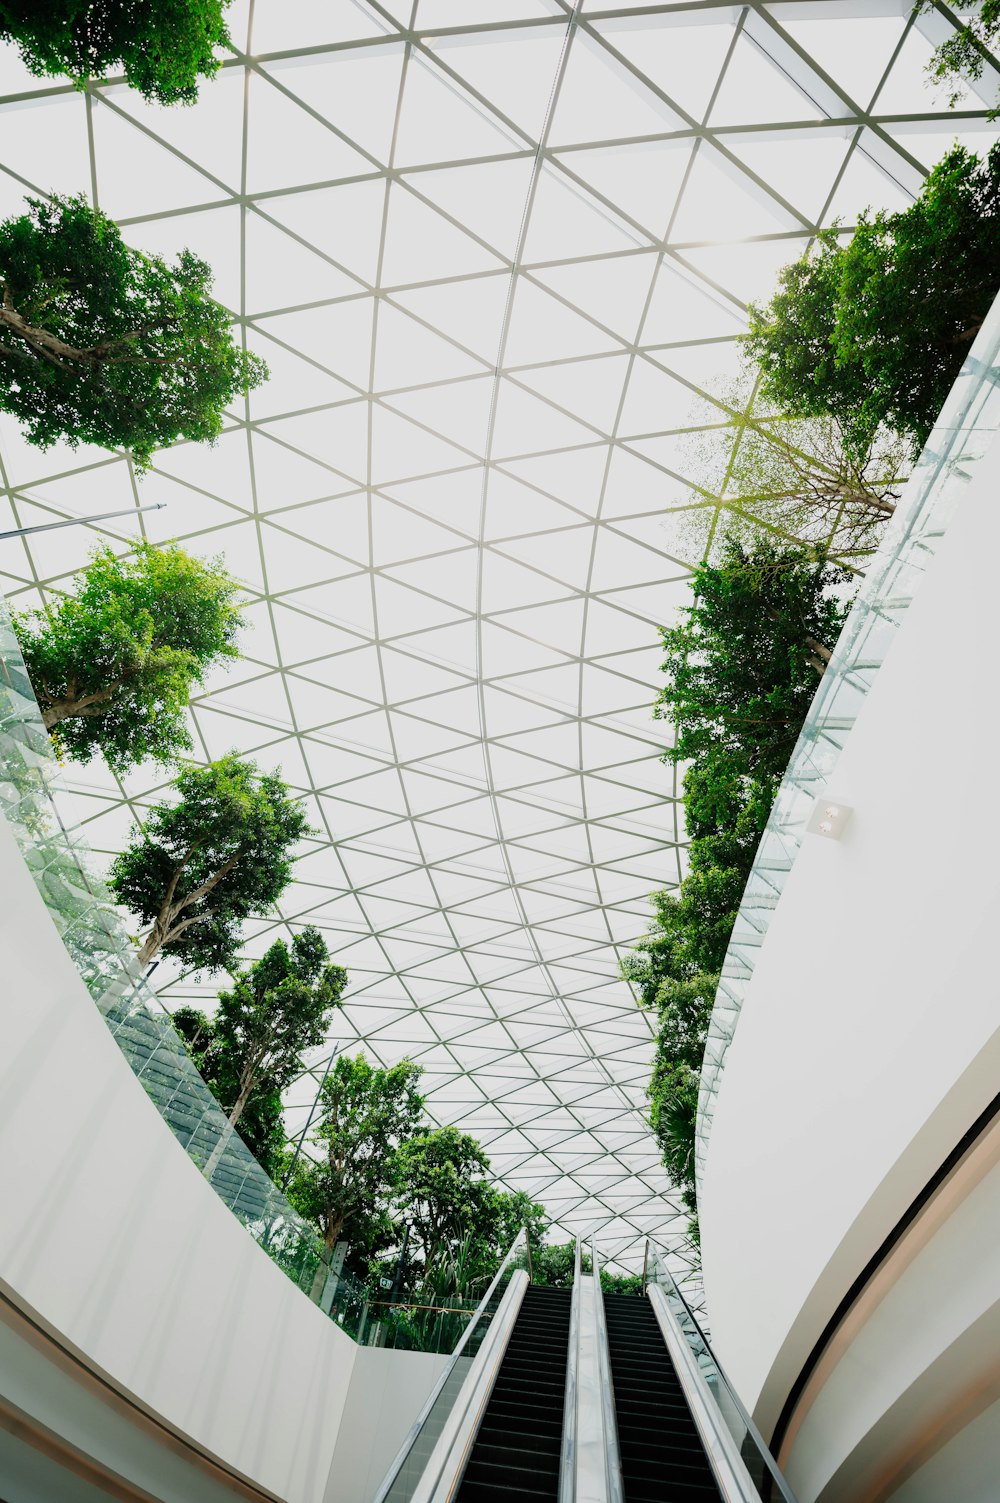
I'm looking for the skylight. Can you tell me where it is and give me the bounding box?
[1,0,996,1279]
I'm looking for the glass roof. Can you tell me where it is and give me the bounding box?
[0,1,996,1280]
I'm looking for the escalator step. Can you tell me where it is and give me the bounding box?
[603,1292,722,1502]
[472,1441,560,1476]
[458,1480,553,1503]
[476,1425,564,1455]
[456,1287,571,1503]
[461,1458,557,1495]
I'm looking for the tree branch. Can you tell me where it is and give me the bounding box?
[173,851,242,913]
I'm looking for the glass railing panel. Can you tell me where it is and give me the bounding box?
[1,610,552,1365]
[0,598,329,1302]
[647,1249,797,1503]
[0,599,514,1351]
[373,1233,532,1503]
[696,291,1000,1185]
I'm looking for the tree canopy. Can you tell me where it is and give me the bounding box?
[625,538,852,1243]
[396,1126,498,1289]
[0,195,266,465]
[744,145,1000,458]
[285,1056,546,1295]
[916,1,1000,109]
[286,1054,426,1271]
[215,928,344,1126]
[109,753,309,970]
[532,1240,642,1295]
[656,539,850,788]
[14,542,242,772]
[174,1006,286,1178]
[0,0,233,104]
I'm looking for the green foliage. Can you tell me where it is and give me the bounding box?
[109,753,309,971]
[396,1126,499,1291]
[218,928,345,1117]
[286,1054,426,1274]
[600,1268,644,1296]
[173,1005,286,1178]
[0,0,232,104]
[628,539,852,1243]
[13,542,242,772]
[490,1186,548,1271]
[917,1,1000,109]
[744,145,1000,457]
[532,1240,642,1295]
[285,1052,547,1297]
[388,1127,546,1297]
[646,976,717,1200]
[531,1238,578,1289]
[656,539,851,787]
[0,195,266,465]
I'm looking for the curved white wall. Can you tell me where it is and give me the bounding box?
[0,810,443,1503]
[699,427,1000,1501]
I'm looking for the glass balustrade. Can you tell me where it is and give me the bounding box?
[373,1231,532,1503]
[696,291,1000,1187]
[647,1246,796,1503]
[0,600,481,1356]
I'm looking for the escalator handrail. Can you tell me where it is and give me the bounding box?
[557,1239,581,1503]
[589,1237,626,1503]
[371,1227,531,1503]
[412,1268,530,1503]
[646,1244,798,1503]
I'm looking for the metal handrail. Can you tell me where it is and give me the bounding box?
[645,1242,798,1503]
[371,1227,531,1503]
[590,1237,626,1503]
[415,1270,529,1503]
[557,1239,581,1503]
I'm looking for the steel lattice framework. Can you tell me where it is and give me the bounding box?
[0,1,996,1276]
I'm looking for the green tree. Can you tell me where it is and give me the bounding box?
[174,1005,285,1177]
[532,1240,642,1294]
[744,145,1000,458]
[395,1127,501,1293]
[215,928,344,1131]
[0,195,266,466]
[532,1239,578,1289]
[916,1,1000,109]
[600,1267,644,1296]
[109,753,309,970]
[625,539,851,1244]
[490,1186,548,1267]
[0,0,233,104]
[286,1055,426,1265]
[14,543,241,772]
[644,974,719,1248]
[656,540,851,787]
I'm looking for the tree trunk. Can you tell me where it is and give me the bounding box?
[133,849,239,968]
[201,1121,235,1183]
[227,1073,258,1134]
[325,1210,346,1253]
[136,924,163,968]
[800,628,830,670]
[41,681,122,728]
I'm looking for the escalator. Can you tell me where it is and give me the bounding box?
[373,1231,796,1503]
[456,1285,571,1502]
[603,1292,722,1502]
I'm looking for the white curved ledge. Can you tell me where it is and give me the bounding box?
[699,377,1000,1498]
[0,808,444,1503]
